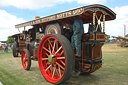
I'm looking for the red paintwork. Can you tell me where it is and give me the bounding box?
[33,50,38,57]
[83,43,86,59]
[38,35,66,83]
[21,50,28,70]
[96,35,105,40]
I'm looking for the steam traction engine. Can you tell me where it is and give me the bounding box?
[13,4,116,84]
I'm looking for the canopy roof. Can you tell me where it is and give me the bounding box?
[116,36,128,41]
[15,4,116,28]
[11,33,21,38]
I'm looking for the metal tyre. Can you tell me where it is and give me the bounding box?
[38,34,75,84]
[12,42,18,57]
[21,49,31,70]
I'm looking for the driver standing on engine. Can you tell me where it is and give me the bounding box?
[66,16,84,57]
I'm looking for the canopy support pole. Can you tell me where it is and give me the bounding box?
[103,15,105,32]
[93,12,96,29]
[23,27,26,40]
[18,28,21,33]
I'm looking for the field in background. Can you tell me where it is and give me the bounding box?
[0,44,128,85]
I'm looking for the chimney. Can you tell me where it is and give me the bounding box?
[124,24,126,37]
[35,16,40,20]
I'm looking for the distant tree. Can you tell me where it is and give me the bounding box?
[107,35,110,40]
[6,36,15,44]
[111,36,116,38]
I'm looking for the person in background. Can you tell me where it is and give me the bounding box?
[5,44,8,53]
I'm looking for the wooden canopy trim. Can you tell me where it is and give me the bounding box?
[15,4,116,28]
[11,33,21,38]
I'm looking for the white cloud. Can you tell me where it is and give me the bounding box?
[105,6,128,37]
[0,0,128,41]
[0,0,74,10]
[0,10,25,41]
[76,0,106,4]
[0,0,106,10]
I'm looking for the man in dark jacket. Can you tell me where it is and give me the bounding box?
[67,16,84,57]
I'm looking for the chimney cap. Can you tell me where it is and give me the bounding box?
[35,16,40,19]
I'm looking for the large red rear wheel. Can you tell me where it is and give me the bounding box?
[21,49,31,70]
[38,34,75,84]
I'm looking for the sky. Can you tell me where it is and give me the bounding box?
[0,0,128,41]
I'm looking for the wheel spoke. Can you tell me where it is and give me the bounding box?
[52,67,56,78]
[60,51,64,56]
[54,64,60,77]
[25,53,27,58]
[25,57,28,60]
[42,58,48,61]
[45,52,49,57]
[25,59,28,62]
[52,40,56,53]
[48,44,51,54]
[60,60,65,66]
[43,47,50,53]
[47,62,50,65]
[56,41,58,49]
[56,62,65,70]
[59,66,62,77]
[23,60,26,63]
[51,64,53,74]
[45,64,52,72]
[25,62,28,66]
[24,54,26,57]
[55,46,62,55]
[24,57,28,63]
[57,57,65,60]
[48,39,53,49]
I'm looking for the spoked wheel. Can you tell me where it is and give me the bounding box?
[38,34,75,84]
[44,23,63,35]
[21,49,31,70]
[12,42,18,57]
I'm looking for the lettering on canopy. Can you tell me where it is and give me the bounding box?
[15,8,85,28]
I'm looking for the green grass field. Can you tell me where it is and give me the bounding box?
[0,44,128,85]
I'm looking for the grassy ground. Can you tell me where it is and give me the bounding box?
[0,44,128,85]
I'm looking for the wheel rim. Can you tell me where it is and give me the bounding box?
[21,51,28,69]
[38,35,66,83]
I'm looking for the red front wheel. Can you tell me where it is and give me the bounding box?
[38,34,75,84]
[21,49,31,70]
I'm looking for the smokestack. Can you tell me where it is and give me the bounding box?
[35,16,40,20]
[124,24,126,37]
